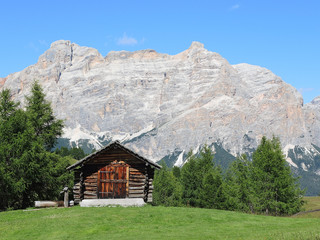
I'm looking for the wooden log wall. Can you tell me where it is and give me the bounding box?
[83,171,98,199]
[73,170,81,204]
[147,167,155,203]
[129,165,146,198]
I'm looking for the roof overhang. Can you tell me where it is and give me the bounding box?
[66,140,162,171]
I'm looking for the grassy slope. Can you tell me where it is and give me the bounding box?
[1,203,320,240]
[303,196,320,211]
[293,196,320,219]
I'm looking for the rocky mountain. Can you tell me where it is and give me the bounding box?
[1,40,320,195]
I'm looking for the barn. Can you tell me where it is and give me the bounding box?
[67,141,161,205]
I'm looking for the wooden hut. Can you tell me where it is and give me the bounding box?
[67,141,161,204]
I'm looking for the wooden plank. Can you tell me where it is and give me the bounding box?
[97,168,101,198]
[129,181,145,185]
[129,180,145,184]
[129,187,145,190]
[86,174,98,178]
[84,183,97,188]
[84,179,97,183]
[84,180,97,184]
[84,195,97,199]
[130,168,142,171]
[129,183,144,187]
[99,179,127,183]
[84,187,97,191]
[84,191,97,196]
[126,166,129,197]
[130,166,146,170]
[130,169,143,173]
[129,180,145,183]
[130,175,145,179]
[80,169,84,200]
[130,175,145,178]
[88,159,144,165]
[129,171,144,175]
[129,189,144,194]
[129,194,144,198]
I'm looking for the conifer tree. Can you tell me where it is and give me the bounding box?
[26,81,64,151]
[180,145,225,208]
[0,89,30,209]
[180,151,201,206]
[252,136,304,215]
[172,166,181,179]
[0,89,19,121]
[0,87,71,210]
[200,165,225,209]
[224,154,254,212]
[153,161,182,206]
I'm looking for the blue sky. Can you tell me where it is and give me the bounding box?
[0,0,319,103]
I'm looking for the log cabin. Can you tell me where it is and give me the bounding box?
[67,141,161,204]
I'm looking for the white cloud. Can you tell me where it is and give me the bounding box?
[230,4,240,11]
[117,33,138,46]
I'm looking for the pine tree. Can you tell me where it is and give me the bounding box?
[0,89,19,121]
[0,89,30,209]
[172,166,181,179]
[153,161,182,206]
[180,151,201,206]
[0,87,71,210]
[180,145,225,208]
[26,81,64,151]
[224,154,254,212]
[252,136,304,215]
[200,166,225,209]
[197,146,225,209]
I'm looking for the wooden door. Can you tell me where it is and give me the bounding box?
[98,161,129,199]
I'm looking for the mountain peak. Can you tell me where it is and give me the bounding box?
[50,40,72,49]
[311,96,320,105]
[189,41,204,49]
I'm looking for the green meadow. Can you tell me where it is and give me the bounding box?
[0,197,319,240]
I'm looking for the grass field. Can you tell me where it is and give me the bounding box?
[0,198,320,240]
[293,196,320,218]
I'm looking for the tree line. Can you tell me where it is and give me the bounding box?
[0,82,73,210]
[153,136,305,215]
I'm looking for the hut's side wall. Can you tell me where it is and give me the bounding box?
[72,147,156,202]
[129,165,145,198]
[83,166,98,199]
[73,170,81,204]
[147,169,155,203]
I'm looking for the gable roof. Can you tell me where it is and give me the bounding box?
[66,140,161,170]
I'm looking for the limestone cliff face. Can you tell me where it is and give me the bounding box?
[1,40,319,168]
